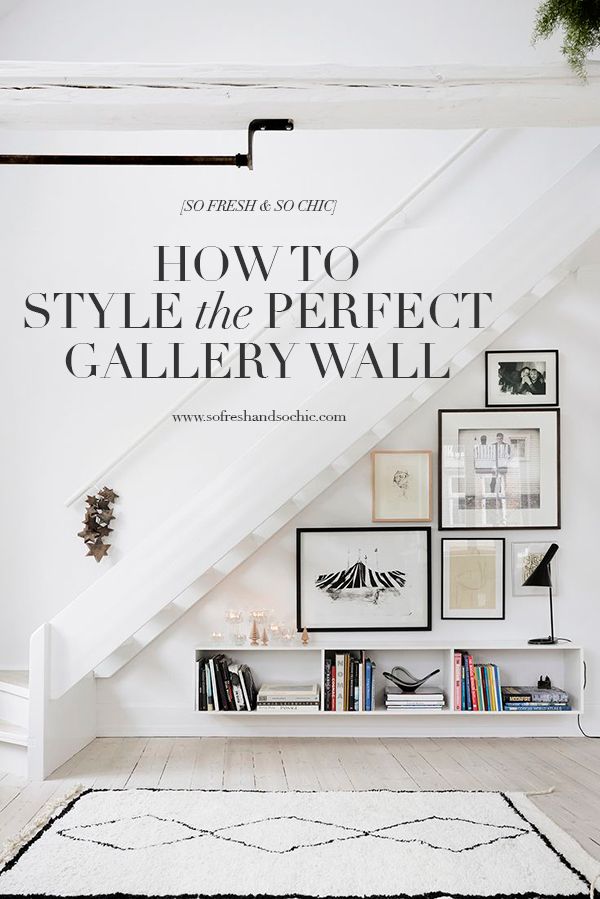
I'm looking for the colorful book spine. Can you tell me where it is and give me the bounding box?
[492,664,503,711]
[366,659,372,711]
[331,663,336,711]
[335,654,345,712]
[467,655,478,711]
[454,651,462,710]
[463,655,472,710]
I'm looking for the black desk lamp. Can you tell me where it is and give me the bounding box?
[524,543,559,645]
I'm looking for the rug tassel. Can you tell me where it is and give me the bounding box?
[0,783,85,870]
[525,786,556,796]
[591,871,600,898]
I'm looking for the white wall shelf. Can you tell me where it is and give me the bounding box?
[194,642,584,720]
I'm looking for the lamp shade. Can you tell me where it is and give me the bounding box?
[522,543,559,588]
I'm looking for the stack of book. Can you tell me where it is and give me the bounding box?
[501,685,571,711]
[195,654,257,711]
[257,683,320,712]
[454,651,503,711]
[324,651,375,711]
[385,689,445,711]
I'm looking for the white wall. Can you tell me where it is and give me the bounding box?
[0,1,566,66]
[95,251,600,735]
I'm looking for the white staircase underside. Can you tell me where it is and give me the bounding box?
[0,720,27,746]
[59,146,598,686]
[0,670,29,697]
[0,671,28,776]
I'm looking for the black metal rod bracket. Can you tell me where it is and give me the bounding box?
[0,119,294,168]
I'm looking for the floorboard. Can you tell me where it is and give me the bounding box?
[0,737,598,861]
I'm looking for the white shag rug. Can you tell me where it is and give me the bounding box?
[0,788,597,898]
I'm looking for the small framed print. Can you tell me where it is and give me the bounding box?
[371,451,432,522]
[297,527,431,632]
[486,350,559,407]
[438,408,560,530]
[512,542,559,597]
[441,538,505,620]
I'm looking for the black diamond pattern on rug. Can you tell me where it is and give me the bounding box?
[58,813,529,855]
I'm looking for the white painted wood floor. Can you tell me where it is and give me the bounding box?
[1,737,599,861]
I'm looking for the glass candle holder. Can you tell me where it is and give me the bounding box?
[224,609,244,642]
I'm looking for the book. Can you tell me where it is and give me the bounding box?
[335,654,345,712]
[228,663,247,711]
[200,661,207,711]
[208,656,221,711]
[205,662,214,711]
[239,664,257,711]
[464,654,472,710]
[219,656,235,709]
[365,659,372,711]
[501,686,569,704]
[467,655,478,711]
[258,683,319,701]
[331,661,337,711]
[324,658,332,711]
[195,658,201,711]
[385,702,445,711]
[255,704,321,713]
[492,664,503,711]
[385,690,444,700]
[344,654,350,711]
[257,700,320,707]
[504,703,572,711]
[454,651,462,710]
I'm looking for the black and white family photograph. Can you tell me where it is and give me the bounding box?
[485,350,559,406]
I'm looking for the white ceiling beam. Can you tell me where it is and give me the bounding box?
[0,62,599,131]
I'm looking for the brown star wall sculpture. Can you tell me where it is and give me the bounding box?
[78,486,119,562]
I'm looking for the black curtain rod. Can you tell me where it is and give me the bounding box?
[0,118,294,169]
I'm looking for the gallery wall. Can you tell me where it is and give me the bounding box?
[4,124,593,666]
[95,254,600,735]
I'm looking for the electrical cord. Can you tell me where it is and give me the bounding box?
[577,660,600,738]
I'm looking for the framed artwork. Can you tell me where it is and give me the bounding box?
[512,541,559,597]
[438,409,560,530]
[296,527,431,632]
[485,350,559,407]
[441,538,505,620]
[371,450,432,522]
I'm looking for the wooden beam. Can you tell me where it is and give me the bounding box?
[0,62,599,131]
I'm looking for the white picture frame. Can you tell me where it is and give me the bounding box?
[512,541,560,597]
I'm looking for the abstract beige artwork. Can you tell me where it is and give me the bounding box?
[442,539,505,619]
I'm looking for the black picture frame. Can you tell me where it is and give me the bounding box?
[438,408,561,531]
[485,350,559,407]
[441,537,506,620]
[296,526,432,632]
